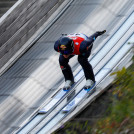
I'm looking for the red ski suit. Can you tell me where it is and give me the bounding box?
[54,32,99,82]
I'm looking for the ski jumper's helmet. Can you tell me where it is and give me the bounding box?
[59,37,74,55]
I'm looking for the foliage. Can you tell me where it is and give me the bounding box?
[53,120,92,134]
[94,60,134,133]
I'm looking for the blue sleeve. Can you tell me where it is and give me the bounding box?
[79,32,99,54]
[88,32,99,41]
[79,31,104,55]
[79,39,93,54]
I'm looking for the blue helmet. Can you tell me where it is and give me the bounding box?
[59,37,74,55]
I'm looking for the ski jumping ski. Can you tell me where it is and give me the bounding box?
[38,69,84,114]
[38,83,76,114]
[62,83,96,112]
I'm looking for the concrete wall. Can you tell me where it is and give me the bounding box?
[0,0,65,70]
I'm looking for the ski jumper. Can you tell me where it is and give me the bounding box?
[54,32,100,82]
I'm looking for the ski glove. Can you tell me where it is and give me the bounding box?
[97,30,106,36]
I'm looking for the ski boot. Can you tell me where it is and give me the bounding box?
[63,80,74,91]
[84,79,95,90]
